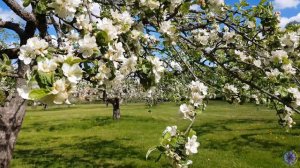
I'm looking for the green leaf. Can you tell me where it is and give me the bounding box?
[2,54,11,65]
[107,61,116,81]
[35,71,54,88]
[29,89,49,100]
[156,146,166,153]
[96,31,109,46]
[65,57,82,65]
[155,153,162,162]
[23,0,31,7]
[259,0,267,5]
[181,2,191,14]
[146,147,157,160]
[188,129,196,138]
[36,0,47,14]
[164,132,171,139]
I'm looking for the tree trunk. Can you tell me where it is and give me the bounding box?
[0,2,37,165]
[0,47,29,168]
[102,91,121,119]
[0,62,28,167]
[0,95,27,168]
[112,98,120,120]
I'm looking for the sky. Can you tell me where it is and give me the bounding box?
[0,0,299,33]
[225,0,300,27]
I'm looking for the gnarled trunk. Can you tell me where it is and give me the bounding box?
[0,48,29,168]
[0,1,37,165]
[112,98,120,120]
[102,91,121,119]
[0,95,27,168]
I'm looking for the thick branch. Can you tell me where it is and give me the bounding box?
[0,48,19,59]
[0,20,24,38]
[2,0,36,22]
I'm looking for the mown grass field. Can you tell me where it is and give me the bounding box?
[11,101,300,168]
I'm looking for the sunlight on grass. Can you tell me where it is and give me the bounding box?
[12,101,300,168]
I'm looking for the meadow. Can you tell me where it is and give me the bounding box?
[11,101,300,168]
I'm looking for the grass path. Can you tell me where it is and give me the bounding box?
[11,101,300,168]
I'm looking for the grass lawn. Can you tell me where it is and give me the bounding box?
[11,101,300,168]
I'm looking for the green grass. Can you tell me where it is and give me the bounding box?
[11,101,300,168]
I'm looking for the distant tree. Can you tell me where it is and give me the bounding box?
[285,21,300,31]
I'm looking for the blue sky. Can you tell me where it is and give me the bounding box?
[227,0,300,17]
[0,0,299,31]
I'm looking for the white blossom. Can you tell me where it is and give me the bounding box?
[97,18,120,41]
[76,14,92,31]
[242,84,250,90]
[235,50,251,62]
[170,61,182,72]
[140,0,160,9]
[95,61,111,84]
[163,126,177,136]
[62,63,83,84]
[179,104,195,120]
[104,42,125,62]
[271,50,288,63]
[120,55,137,75]
[266,68,281,78]
[51,79,66,95]
[185,135,200,155]
[67,30,80,41]
[37,58,58,73]
[78,34,98,58]
[51,79,73,104]
[160,21,174,36]
[223,31,235,42]
[48,0,81,20]
[189,81,208,96]
[130,30,142,39]
[280,32,299,50]
[253,59,262,68]
[111,10,134,31]
[282,63,296,75]
[17,87,30,100]
[246,20,256,28]
[19,37,48,65]
[194,29,210,45]
[287,87,300,106]
[224,83,239,94]
[208,0,224,6]
[147,56,164,83]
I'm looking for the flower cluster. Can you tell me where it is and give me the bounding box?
[223,83,240,103]
[147,56,165,83]
[16,2,144,105]
[48,0,82,20]
[188,81,208,107]
[148,80,206,167]
[19,37,49,65]
[147,125,199,168]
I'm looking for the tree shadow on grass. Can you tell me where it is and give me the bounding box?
[193,118,293,154]
[28,104,110,113]
[21,116,115,132]
[14,138,148,168]
[194,118,276,135]
[21,114,162,134]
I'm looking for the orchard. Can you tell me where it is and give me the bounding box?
[0,0,300,167]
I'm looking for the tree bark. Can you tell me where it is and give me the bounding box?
[0,21,33,167]
[0,59,29,167]
[112,98,120,120]
[0,1,38,167]
[0,94,27,168]
[102,91,121,119]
